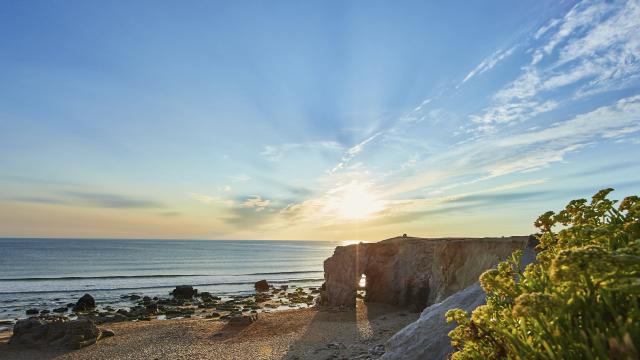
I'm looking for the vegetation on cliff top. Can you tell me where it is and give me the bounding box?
[446,189,640,359]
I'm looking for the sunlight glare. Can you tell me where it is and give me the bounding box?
[329,182,385,220]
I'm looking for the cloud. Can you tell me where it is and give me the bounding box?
[331,133,380,173]
[159,211,181,217]
[568,161,640,178]
[189,192,234,206]
[241,195,270,211]
[470,100,559,125]
[261,141,343,161]
[65,192,164,209]
[534,18,561,39]
[498,95,640,147]
[10,192,165,210]
[469,0,640,131]
[462,47,516,83]
[446,190,551,205]
[10,196,67,205]
[228,174,251,182]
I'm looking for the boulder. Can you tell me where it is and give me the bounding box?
[171,285,197,298]
[25,309,39,315]
[8,317,113,349]
[73,294,96,312]
[254,280,269,292]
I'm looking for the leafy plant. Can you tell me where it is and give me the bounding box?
[446,189,640,359]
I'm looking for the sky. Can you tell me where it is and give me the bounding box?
[1,0,640,240]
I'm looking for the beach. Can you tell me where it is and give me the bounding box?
[0,301,419,360]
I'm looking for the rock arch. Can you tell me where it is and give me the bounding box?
[319,236,530,311]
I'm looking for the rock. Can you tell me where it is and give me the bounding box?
[171,285,197,298]
[73,294,96,312]
[39,309,50,315]
[25,309,39,315]
[129,294,141,300]
[228,313,258,325]
[320,236,530,309]
[381,283,485,360]
[8,317,112,349]
[382,247,537,360]
[370,344,385,356]
[91,313,127,324]
[145,303,159,314]
[254,280,269,292]
[101,328,115,337]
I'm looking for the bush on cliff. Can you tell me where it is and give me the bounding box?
[446,189,640,359]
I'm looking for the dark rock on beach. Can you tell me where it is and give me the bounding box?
[25,309,39,316]
[172,285,197,298]
[73,293,96,312]
[254,280,269,292]
[8,317,113,349]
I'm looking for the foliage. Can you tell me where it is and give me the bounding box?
[446,189,640,359]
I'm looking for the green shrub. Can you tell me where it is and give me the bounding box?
[446,189,640,360]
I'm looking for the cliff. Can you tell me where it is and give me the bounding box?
[381,245,537,359]
[319,236,530,311]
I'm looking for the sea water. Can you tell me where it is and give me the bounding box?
[0,238,338,323]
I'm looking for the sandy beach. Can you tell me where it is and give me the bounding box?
[0,301,419,360]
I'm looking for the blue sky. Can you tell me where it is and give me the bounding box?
[1,0,639,240]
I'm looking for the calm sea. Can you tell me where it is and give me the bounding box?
[0,238,339,322]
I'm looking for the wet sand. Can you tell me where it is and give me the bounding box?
[0,300,419,360]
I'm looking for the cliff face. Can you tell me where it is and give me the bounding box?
[381,245,537,360]
[320,236,529,310]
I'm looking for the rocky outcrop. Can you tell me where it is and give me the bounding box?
[382,246,537,360]
[319,236,530,310]
[73,293,95,312]
[8,317,114,349]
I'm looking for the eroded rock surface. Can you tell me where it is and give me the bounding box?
[381,282,484,360]
[381,246,537,360]
[319,236,530,309]
[8,317,114,350]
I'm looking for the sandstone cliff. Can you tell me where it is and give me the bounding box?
[381,246,537,359]
[319,236,530,310]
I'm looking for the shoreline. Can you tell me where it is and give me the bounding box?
[0,300,419,360]
[0,282,323,325]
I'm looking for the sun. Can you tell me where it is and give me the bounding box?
[329,182,385,220]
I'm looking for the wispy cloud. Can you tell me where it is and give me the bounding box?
[12,192,164,209]
[261,141,343,161]
[189,192,234,206]
[469,0,640,132]
[462,46,516,84]
[331,133,380,173]
[241,195,270,211]
[65,192,164,208]
[228,174,251,182]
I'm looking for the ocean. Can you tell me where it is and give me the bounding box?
[0,238,339,323]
